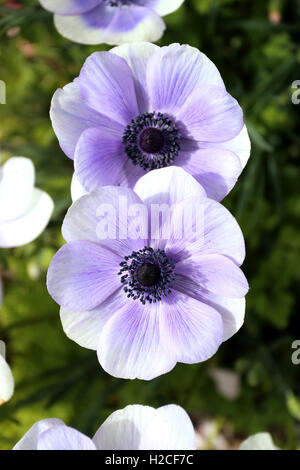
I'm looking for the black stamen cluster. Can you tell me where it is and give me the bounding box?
[118,246,176,304]
[123,112,181,171]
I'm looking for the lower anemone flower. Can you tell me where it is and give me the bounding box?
[0,157,54,248]
[13,404,196,450]
[51,42,251,202]
[47,167,248,380]
[39,0,184,45]
[0,341,14,406]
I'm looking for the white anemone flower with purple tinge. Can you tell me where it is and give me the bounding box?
[0,341,14,406]
[0,157,54,249]
[51,42,250,203]
[47,167,248,380]
[13,404,196,450]
[39,0,184,45]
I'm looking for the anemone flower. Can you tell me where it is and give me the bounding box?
[13,404,196,450]
[39,0,184,45]
[0,341,14,406]
[51,43,250,202]
[0,157,54,248]
[47,167,248,380]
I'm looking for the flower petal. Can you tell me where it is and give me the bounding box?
[98,295,176,380]
[240,433,279,451]
[93,405,158,450]
[78,50,139,125]
[13,419,65,450]
[111,42,159,112]
[175,254,249,298]
[140,404,196,450]
[177,86,244,143]
[160,290,223,364]
[0,157,34,222]
[209,124,251,171]
[74,126,126,191]
[39,0,100,15]
[71,173,87,202]
[47,240,121,311]
[60,288,124,351]
[147,44,225,113]
[62,187,148,256]
[37,426,96,450]
[174,275,245,341]
[0,188,53,248]
[134,166,206,206]
[180,146,242,201]
[50,80,123,160]
[0,354,14,405]
[150,0,185,16]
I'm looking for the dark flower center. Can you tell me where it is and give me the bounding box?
[104,0,134,6]
[123,112,181,171]
[118,246,176,304]
[136,263,161,287]
[139,128,165,154]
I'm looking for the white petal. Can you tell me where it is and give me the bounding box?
[240,433,279,450]
[212,125,251,171]
[140,405,196,450]
[0,157,34,222]
[134,166,206,206]
[13,419,65,450]
[0,353,14,405]
[93,405,158,450]
[71,173,88,202]
[0,188,53,248]
[151,0,185,16]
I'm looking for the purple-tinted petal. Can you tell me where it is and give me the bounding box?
[47,240,121,311]
[177,86,243,143]
[13,419,64,450]
[98,296,176,380]
[62,187,148,257]
[150,0,185,16]
[147,44,225,114]
[50,80,123,159]
[112,42,159,112]
[40,0,100,15]
[60,288,124,351]
[175,254,249,298]
[74,126,126,191]
[180,145,242,201]
[37,426,96,450]
[174,275,246,341]
[160,290,223,364]
[78,51,139,124]
[165,197,245,266]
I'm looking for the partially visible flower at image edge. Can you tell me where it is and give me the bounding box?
[239,433,279,450]
[50,42,250,203]
[47,166,249,380]
[39,0,185,45]
[0,341,14,406]
[13,404,196,450]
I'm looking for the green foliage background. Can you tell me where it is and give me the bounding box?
[0,0,300,450]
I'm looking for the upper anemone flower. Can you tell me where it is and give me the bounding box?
[0,157,54,248]
[13,404,196,450]
[39,1,184,45]
[47,167,248,380]
[0,341,14,406]
[51,43,250,202]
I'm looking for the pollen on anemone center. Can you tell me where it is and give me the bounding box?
[118,246,176,304]
[123,112,181,172]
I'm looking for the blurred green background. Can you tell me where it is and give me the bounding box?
[0,0,300,450]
